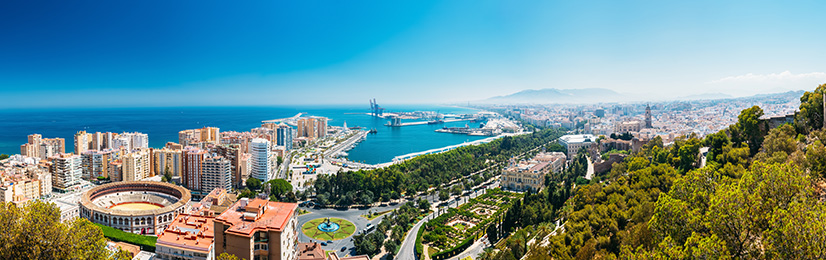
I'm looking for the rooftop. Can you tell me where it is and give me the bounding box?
[156,214,215,253]
[297,242,325,260]
[559,134,597,144]
[215,198,297,237]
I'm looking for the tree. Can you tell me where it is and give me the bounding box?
[267,179,293,201]
[163,165,173,183]
[216,253,243,260]
[795,83,826,133]
[735,105,765,155]
[277,156,284,166]
[0,200,123,260]
[417,198,430,211]
[439,189,449,201]
[246,178,262,191]
[0,154,9,160]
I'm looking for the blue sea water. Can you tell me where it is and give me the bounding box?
[0,105,486,164]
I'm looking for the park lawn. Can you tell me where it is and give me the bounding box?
[94,223,157,252]
[302,218,356,241]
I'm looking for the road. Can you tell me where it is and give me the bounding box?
[584,155,594,180]
[297,202,405,257]
[397,180,499,260]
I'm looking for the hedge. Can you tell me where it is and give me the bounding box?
[415,223,425,257]
[94,223,157,252]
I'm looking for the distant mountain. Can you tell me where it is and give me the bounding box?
[675,93,733,101]
[484,88,625,104]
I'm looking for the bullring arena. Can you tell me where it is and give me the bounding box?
[80,181,191,235]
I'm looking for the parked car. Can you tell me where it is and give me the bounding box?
[341,247,347,252]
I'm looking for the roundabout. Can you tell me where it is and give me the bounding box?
[302,217,356,241]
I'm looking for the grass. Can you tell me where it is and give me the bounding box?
[361,209,392,220]
[93,223,157,252]
[302,217,357,241]
[453,223,467,231]
[428,247,439,256]
[299,209,311,215]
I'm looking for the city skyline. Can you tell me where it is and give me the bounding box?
[2,1,826,108]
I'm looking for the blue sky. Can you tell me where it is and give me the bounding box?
[1,0,825,107]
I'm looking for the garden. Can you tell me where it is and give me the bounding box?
[418,188,520,259]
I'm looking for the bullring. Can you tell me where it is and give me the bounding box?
[79,181,191,235]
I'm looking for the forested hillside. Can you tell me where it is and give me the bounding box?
[312,129,565,206]
[485,84,826,260]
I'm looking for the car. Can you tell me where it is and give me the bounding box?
[327,240,333,244]
[366,223,371,227]
[321,242,328,246]
[341,247,347,252]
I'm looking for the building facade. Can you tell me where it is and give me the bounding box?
[50,153,82,190]
[183,147,207,192]
[155,213,216,260]
[123,149,151,181]
[558,134,597,158]
[214,198,298,260]
[202,155,232,193]
[249,138,272,182]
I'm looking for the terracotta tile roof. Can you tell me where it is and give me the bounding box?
[215,198,297,237]
[156,214,215,253]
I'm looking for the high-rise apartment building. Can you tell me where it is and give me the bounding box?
[249,138,271,181]
[202,155,232,193]
[122,149,151,181]
[275,124,293,150]
[153,148,182,178]
[183,147,207,192]
[20,134,65,160]
[50,153,82,190]
[112,135,131,151]
[296,117,326,140]
[213,144,243,189]
[214,198,298,260]
[81,149,117,180]
[20,134,41,158]
[179,127,220,147]
[74,130,91,154]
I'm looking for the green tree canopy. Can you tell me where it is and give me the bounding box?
[795,83,826,133]
[0,200,130,260]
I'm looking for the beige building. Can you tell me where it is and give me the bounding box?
[614,120,644,133]
[179,127,220,147]
[297,117,327,140]
[74,130,92,155]
[123,149,151,181]
[501,158,552,191]
[21,134,65,160]
[154,148,183,178]
[214,198,299,260]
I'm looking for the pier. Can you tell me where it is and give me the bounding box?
[384,118,474,127]
[391,132,525,162]
[262,113,304,126]
[323,130,369,159]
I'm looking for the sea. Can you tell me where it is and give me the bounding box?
[0,105,487,164]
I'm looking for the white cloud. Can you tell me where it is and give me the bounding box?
[709,71,826,84]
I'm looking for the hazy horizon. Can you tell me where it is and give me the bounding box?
[2,1,825,108]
